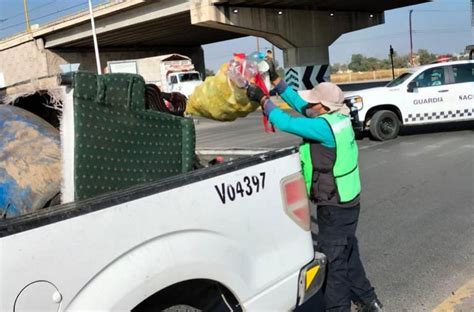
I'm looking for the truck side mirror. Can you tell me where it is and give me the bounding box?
[407,81,417,93]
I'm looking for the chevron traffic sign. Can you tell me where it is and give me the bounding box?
[284,65,330,91]
[285,68,300,89]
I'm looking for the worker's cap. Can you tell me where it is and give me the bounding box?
[298,82,350,116]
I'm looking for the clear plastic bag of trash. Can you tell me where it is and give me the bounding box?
[185,52,270,121]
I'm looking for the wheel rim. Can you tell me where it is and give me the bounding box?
[379,117,396,135]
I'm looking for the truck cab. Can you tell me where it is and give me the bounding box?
[345,60,474,140]
[167,70,203,98]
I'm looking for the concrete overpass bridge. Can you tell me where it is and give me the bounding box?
[0,0,427,97]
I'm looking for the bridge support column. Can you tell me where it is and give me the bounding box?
[191,0,382,89]
[177,46,206,79]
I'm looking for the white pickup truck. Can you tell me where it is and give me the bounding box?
[0,72,325,311]
[345,60,474,140]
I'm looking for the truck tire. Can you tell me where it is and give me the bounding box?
[163,305,201,312]
[369,110,400,141]
[354,129,364,140]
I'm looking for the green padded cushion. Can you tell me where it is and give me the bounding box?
[73,71,195,200]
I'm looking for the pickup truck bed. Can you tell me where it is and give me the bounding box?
[1,147,325,311]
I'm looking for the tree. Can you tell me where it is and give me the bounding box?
[380,58,392,70]
[366,57,380,70]
[393,53,410,68]
[348,54,388,72]
[335,51,414,75]
[348,54,367,72]
[331,63,342,73]
[205,68,215,77]
[417,49,436,65]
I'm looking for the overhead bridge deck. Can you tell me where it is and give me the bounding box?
[0,0,428,94]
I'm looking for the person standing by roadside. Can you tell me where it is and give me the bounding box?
[246,64,383,312]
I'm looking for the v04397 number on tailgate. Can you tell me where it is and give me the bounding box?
[214,172,266,204]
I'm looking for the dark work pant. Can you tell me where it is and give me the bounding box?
[316,203,376,312]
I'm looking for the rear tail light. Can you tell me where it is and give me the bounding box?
[281,173,310,231]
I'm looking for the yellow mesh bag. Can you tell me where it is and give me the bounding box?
[185,63,260,121]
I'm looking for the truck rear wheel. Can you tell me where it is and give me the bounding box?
[163,305,201,312]
[369,110,400,141]
[132,280,240,312]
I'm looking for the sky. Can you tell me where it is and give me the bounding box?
[1,0,472,71]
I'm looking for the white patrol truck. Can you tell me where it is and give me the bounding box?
[0,72,325,312]
[345,60,474,140]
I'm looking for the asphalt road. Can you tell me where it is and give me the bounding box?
[195,113,474,311]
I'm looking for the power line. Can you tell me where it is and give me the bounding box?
[414,29,471,34]
[414,9,466,12]
[0,1,57,23]
[414,27,468,32]
[0,2,89,31]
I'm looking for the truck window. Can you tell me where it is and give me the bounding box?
[170,75,178,84]
[452,63,474,83]
[179,73,201,82]
[413,66,445,88]
[386,72,412,87]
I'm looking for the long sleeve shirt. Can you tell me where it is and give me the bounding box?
[263,80,336,148]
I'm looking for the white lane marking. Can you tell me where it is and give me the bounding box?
[437,144,474,158]
[403,137,465,157]
[359,141,387,150]
[362,160,388,171]
[404,144,443,157]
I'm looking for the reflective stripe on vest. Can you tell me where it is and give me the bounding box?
[299,143,313,194]
[320,113,361,202]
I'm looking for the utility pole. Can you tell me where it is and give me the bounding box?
[256,37,260,52]
[23,0,31,32]
[390,45,395,79]
[409,9,414,66]
[88,0,102,74]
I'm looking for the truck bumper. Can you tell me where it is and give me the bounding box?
[352,121,363,132]
[350,109,364,132]
[296,252,327,306]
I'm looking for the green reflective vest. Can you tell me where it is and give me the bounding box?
[299,113,361,203]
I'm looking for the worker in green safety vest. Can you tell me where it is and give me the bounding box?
[246,63,383,312]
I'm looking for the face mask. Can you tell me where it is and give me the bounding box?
[305,108,320,118]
